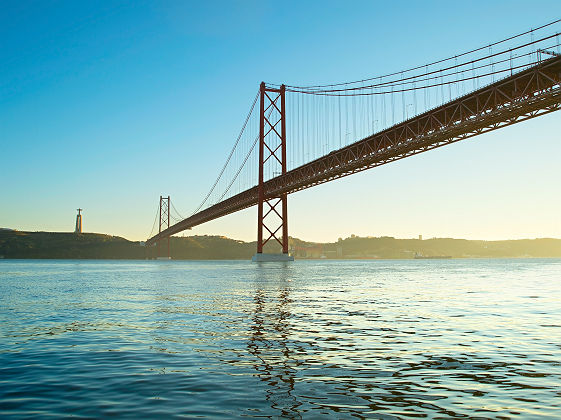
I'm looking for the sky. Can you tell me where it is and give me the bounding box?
[1,0,560,242]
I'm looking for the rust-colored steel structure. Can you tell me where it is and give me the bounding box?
[157,195,170,258]
[256,82,289,255]
[146,56,561,247]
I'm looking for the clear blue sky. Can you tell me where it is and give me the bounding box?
[1,1,560,242]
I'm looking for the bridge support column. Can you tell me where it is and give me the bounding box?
[253,82,293,262]
[157,195,171,260]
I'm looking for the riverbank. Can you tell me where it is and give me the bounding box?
[1,230,560,259]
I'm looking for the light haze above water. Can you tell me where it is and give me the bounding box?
[1,259,560,418]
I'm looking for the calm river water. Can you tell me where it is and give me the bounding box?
[0,259,560,418]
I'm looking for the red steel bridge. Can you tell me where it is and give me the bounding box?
[146,22,561,260]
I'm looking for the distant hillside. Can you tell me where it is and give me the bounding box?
[311,236,561,259]
[0,231,143,259]
[0,230,560,260]
[0,231,273,260]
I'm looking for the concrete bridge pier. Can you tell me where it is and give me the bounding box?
[252,253,294,262]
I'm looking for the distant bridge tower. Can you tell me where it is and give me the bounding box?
[74,208,82,234]
[158,196,171,259]
[252,83,293,262]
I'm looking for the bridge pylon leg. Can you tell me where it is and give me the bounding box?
[157,195,171,260]
[253,82,294,262]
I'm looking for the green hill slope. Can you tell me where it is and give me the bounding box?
[0,230,559,259]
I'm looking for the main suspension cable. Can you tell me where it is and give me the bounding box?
[147,202,160,239]
[288,56,558,96]
[191,90,259,215]
[280,19,560,90]
[287,33,560,94]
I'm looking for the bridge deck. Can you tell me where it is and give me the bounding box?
[147,56,561,246]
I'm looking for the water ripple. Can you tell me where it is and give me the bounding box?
[0,258,560,418]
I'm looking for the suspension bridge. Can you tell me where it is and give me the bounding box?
[146,21,561,261]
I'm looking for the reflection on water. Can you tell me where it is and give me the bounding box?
[0,259,560,418]
[248,265,301,417]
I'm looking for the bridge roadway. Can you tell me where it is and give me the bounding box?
[147,56,561,246]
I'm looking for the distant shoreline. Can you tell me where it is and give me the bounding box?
[1,254,561,261]
[1,230,560,260]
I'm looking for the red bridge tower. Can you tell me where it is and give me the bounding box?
[157,195,171,260]
[253,83,294,262]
